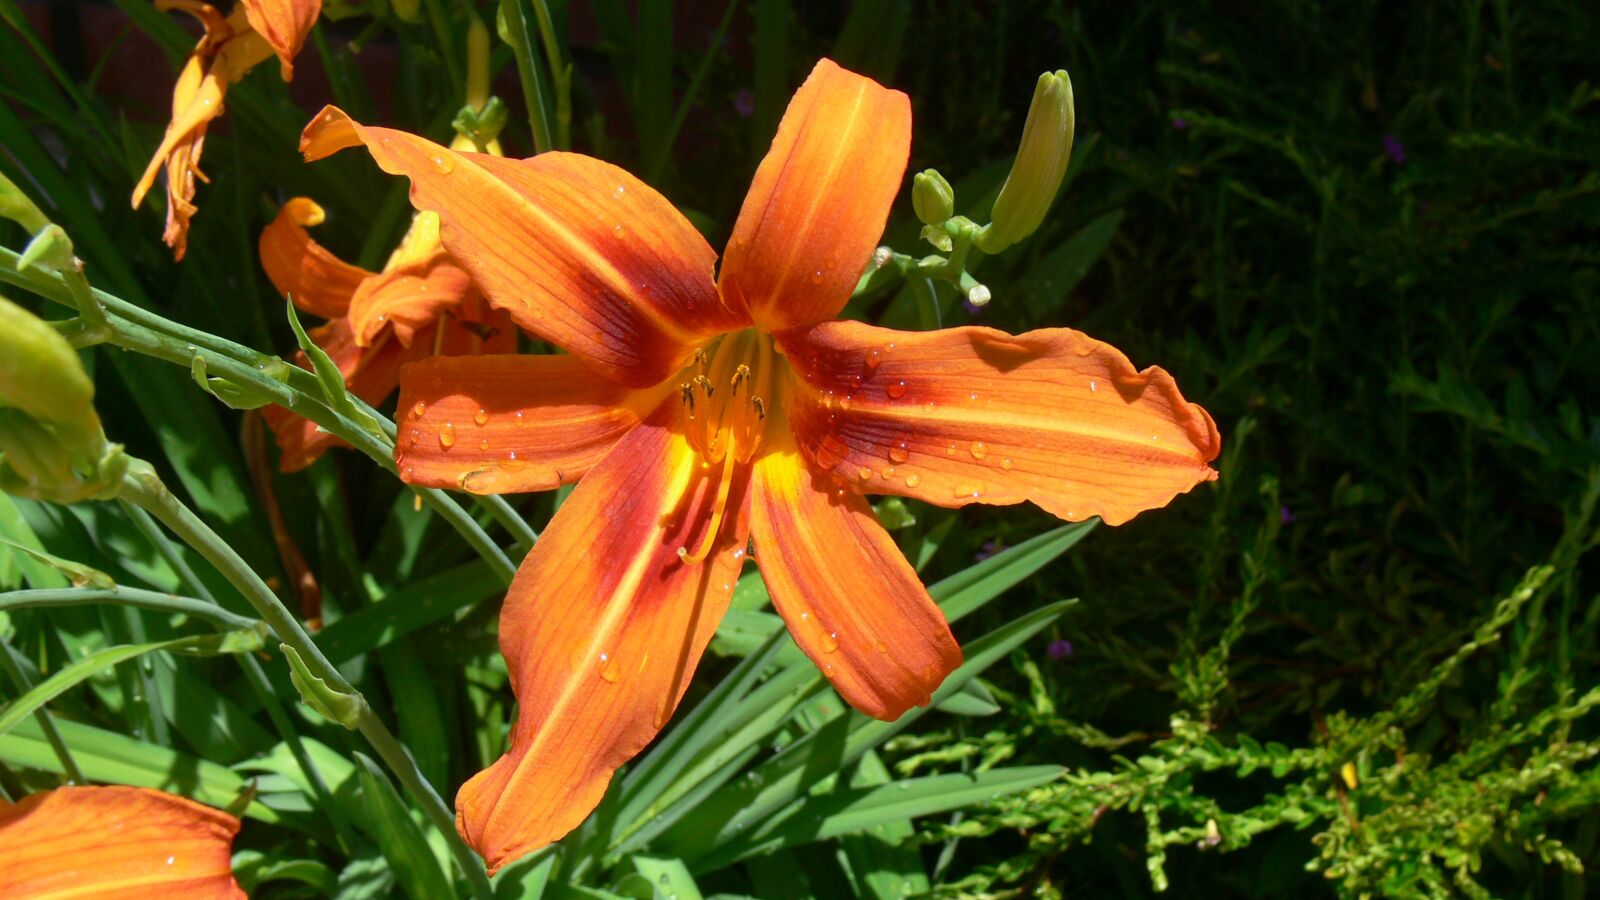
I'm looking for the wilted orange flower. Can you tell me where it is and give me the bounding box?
[0,785,244,898]
[302,58,1220,871]
[131,0,320,260]
[257,197,516,470]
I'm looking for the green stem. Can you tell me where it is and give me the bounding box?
[530,0,572,149]
[645,0,740,183]
[0,635,85,785]
[0,586,260,630]
[117,463,492,898]
[501,0,555,153]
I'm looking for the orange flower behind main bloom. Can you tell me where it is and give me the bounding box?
[0,785,244,898]
[302,58,1221,872]
[257,197,516,470]
[132,0,320,260]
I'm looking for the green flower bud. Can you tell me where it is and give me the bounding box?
[912,169,955,225]
[0,170,50,235]
[0,295,97,443]
[978,70,1075,254]
[391,0,422,23]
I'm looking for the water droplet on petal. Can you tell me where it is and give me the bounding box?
[514,410,526,427]
[970,441,989,460]
[865,348,882,370]
[822,631,839,652]
[887,440,910,463]
[439,422,457,448]
[474,408,489,426]
[876,640,889,653]
[887,379,908,399]
[412,401,427,417]
[432,154,454,173]
[1001,456,1014,470]
[598,652,620,682]
[613,184,627,198]
[816,435,848,469]
[809,269,825,284]
[857,467,873,482]
[508,450,518,460]
[954,482,982,499]
[1089,379,1098,393]
[478,438,489,451]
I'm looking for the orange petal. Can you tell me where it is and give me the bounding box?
[719,59,911,331]
[394,354,667,494]
[238,0,319,79]
[261,321,406,471]
[132,4,274,259]
[347,254,473,347]
[0,785,243,898]
[779,321,1220,525]
[258,197,372,319]
[750,426,961,720]
[457,401,751,872]
[301,107,747,387]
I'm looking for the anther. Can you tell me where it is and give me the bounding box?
[694,374,715,397]
[752,397,766,420]
[693,347,710,370]
[731,364,751,392]
[679,383,696,418]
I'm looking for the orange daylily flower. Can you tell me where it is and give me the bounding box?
[257,196,516,470]
[302,58,1221,871]
[0,785,244,898]
[131,0,320,260]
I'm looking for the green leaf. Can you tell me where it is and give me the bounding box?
[631,856,703,900]
[189,354,273,410]
[933,521,1094,624]
[718,766,1064,862]
[353,752,456,900]
[0,714,279,822]
[932,678,1000,716]
[0,538,113,589]
[0,630,262,736]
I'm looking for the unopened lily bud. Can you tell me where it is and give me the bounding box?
[978,70,1075,253]
[465,12,493,112]
[912,169,955,225]
[0,170,50,234]
[0,295,97,444]
[17,225,77,275]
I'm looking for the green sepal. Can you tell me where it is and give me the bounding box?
[190,355,274,410]
[16,225,76,274]
[452,95,508,152]
[281,642,367,729]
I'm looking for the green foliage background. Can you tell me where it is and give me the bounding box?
[1,0,1598,897]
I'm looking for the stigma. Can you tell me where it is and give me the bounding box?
[674,329,773,564]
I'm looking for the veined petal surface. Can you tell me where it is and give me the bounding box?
[719,59,911,331]
[0,785,243,899]
[395,354,667,494]
[258,197,371,318]
[239,0,319,79]
[751,426,960,720]
[347,254,474,347]
[301,107,746,387]
[457,402,751,872]
[779,321,1220,525]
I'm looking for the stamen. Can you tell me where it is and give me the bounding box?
[730,364,751,392]
[752,396,766,420]
[693,374,715,397]
[679,382,696,418]
[678,439,739,564]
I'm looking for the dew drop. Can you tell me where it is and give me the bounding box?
[597,652,620,682]
[945,442,958,456]
[478,438,489,451]
[876,640,889,653]
[816,435,848,469]
[954,482,982,499]
[884,465,898,478]
[857,467,873,482]
[887,440,910,463]
[809,269,825,284]
[613,184,627,198]
[412,401,427,417]
[839,395,852,410]
[1089,379,1098,393]
[431,154,455,174]
[970,441,989,460]
[514,410,526,427]
[166,856,176,866]
[865,348,882,370]
[439,422,457,448]
[732,547,747,560]
[402,465,414,479]
[799,611,811,621]
[1001,456,1014,470]
[923,401,935,412]
[822,632,839,652]
[887,379,908,399]
[905,473,921,488]
[722,582,732,591]
[969,391,979,401]
[508,450,518,460]
[613,224,625,237]
[474,408,489,426]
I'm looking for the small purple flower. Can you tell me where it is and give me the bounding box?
[733,89,755,119]
[975,538,1002,561]
[1047,639,1074,659]
[1171,116,1189,130]
[1280,505,1295,524]
[1382,134,1406,164]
